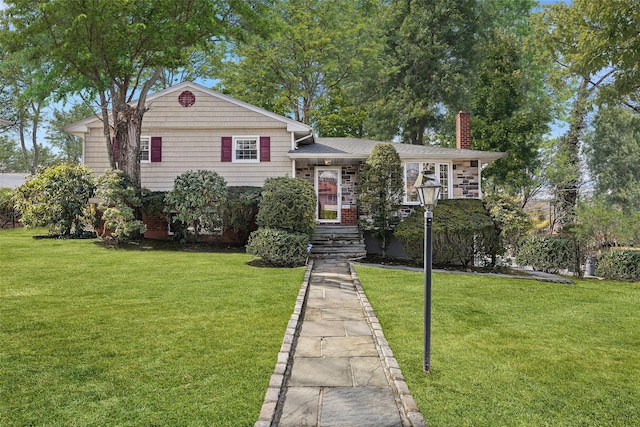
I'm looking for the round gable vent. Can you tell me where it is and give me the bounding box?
[178,90,196,107]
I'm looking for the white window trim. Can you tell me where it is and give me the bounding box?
[140,136,151,163]
[233,135,260,163]
[403,161,452,205]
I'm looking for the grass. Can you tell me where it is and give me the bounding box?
[355,265,640,427]
[0,228,305,426]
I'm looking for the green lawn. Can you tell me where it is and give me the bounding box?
[0,228,304,426]
[356,265,640,427]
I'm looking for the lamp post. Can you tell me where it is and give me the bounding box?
[413,169,441,373]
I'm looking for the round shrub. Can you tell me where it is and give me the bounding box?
[165,170,228,239]
[596,250,640,281]
[256,177,316,239]
[246,227,309,267]
[14,164,95,236]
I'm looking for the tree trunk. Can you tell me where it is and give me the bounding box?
[554,76,589,232]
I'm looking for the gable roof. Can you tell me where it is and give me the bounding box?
[288,137,507,162]
[64,81,312,136]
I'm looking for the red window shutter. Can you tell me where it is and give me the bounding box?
[150,137,162,162]
[221,136,232,162]
[112,137,119,161]
[260,136,270,162]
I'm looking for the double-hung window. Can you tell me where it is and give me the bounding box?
[403,161,451,204]
[139,136,151,163]
[234,136,259,162]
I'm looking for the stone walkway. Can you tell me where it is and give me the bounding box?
[256,259,425,427]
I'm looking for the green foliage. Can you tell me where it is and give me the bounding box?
[484,193,532,251]
[516,235,574,273]
[14,164,94,236]
[583,105,640,212]
[471,30,551,193]
[395,200,502,267]
[596,250,640,281]
[246,228,309,267]
[140,189,167,217]
[357,144,403,256]
[222,186,261,245]
[373,0,477,144]
[96,169,146,241]
[164,170,228,240]
[216,0,380,127]
[255,177,316,239]
[537,0,640,109]
[0,188,14,212]
[0,187,17,227]
[45,103,95,164]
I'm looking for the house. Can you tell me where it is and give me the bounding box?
[65,81,506,247]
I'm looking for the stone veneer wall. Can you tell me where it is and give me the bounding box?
[296,162,362,225]
[452,160,480,198]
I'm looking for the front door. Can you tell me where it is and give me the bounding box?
[315,167,341,223]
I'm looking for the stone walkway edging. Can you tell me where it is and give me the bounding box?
[255,260,314,427]
[349,262,427,427]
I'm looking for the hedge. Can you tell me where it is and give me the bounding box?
[516,235,574,274]
[596,250,640,281]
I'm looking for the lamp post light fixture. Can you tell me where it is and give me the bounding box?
[413,169,441,373]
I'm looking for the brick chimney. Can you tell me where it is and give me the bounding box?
[456,110,471,150]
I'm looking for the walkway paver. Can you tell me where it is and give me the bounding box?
[255,259,426,427]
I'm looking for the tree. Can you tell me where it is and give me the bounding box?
[583,105,640,211]
[165,170,229,240]
[537,0,640,113]
[216,0,380,129]
[14,164,95,236]
[2,0,268,189]
[471,31,551,197]
[356,143,404,257]
[46,103,95,164]
[0,46,50,174]
[373,0,478,145]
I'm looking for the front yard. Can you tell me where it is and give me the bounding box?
[356,265,640,426]
[0,228,304,426]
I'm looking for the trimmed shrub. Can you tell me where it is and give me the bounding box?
[165,170,228,239]
[596,250,640,281]
[14,164,95,236]
[246,228,309,267]
[516,235,573,273]
[96,169,146,241]
[356,143,404,256]
[256,177,316,239]
[222,186,261,245]
[395,200,501,267]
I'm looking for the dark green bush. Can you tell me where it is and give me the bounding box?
[394,199,502,267]
[256,177,316,239]
[141,189,167,216]
[246,228,309,267]
[516,235,574,273]
[222,186,261,245]
[596,250,640,281]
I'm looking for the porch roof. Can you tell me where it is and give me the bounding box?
[288,137,507,163]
